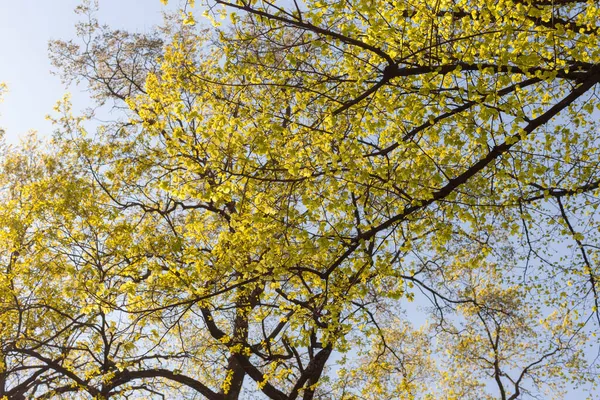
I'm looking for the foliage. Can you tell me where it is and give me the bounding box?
[2,0,600,398]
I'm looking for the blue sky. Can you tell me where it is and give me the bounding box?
[0,0,176,143]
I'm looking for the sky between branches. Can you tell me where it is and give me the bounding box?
[0,0,178,143]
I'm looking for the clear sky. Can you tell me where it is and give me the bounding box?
[0,0,177,144]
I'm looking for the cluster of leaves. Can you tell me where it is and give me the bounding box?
[2,0,600,398]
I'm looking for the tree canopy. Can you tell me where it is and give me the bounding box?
[2,0,600,398]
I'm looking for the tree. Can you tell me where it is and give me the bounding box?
[2,0,600,398]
